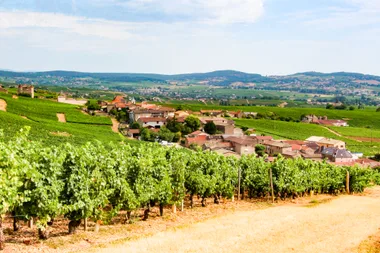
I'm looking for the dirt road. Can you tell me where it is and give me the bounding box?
[97,191,380,253]
[57,113,66,123]
[111,118,119,133]
[0,99,6,111]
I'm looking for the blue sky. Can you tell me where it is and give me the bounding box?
[0,0,379,75]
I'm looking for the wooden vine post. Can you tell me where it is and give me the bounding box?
[84,218,88,232]
[346,170,350,194]
[237,166,241,201]
[28,217,34,229]
[270,167,275,203]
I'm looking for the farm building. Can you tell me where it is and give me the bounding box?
[321,147,354,163]
[137,117,167,129]
[224,136,257,155]
[0,86,8,93]
[306,136,346,149]
[18,84,34,98]
[263,141,292,156]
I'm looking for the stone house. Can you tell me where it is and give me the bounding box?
[18,85,34,98]
[321,147,354,162]
[137,117,167,129]
[263,141,292,156]
[224,136,257,155]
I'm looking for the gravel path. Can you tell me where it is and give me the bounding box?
[98,191,380,253]
[0,99,6,111]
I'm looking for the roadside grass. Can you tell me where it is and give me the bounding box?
[357,232,380,253]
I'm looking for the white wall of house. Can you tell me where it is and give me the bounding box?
[142,121,165,128]
[235,144,255,155]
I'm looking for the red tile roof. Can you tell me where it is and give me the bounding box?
[186,135,208,146]
[128,129,140,134]
[254,136,273,141]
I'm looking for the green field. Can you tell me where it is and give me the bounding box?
[0,94,126,146]
[330,126,380,139]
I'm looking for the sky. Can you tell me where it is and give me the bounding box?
[0,0,379,75]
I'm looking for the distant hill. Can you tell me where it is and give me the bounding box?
[1,70,379,86]
[292,71,380,81]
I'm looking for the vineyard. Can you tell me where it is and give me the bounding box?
[160,103,380,129]
[234,119,380,156]
[0,94,112,125]
[0,94,125,146]
[0,128,379,250]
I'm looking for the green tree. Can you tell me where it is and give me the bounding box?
[204,121,217,135]
[86,100,101,111]
[185,115,201,132]
[158,127,175,142]
[255,144,266,157]
[130,122,141,129]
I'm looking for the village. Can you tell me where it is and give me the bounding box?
[92,95,380,169]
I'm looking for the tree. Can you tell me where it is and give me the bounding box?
[158,127,175,142]
[326,104,334,109]
[166,117,183,133]
[349,106,355,111]
[86,100,101,111]
[204,121,217,135]
[255,144,266,157]
[185,115,201,132]
[130,122,141,129]
[377,107,380,112]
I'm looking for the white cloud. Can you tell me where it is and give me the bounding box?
[112,0,265,24]
[301,0,380,29]
[0,11,140,40]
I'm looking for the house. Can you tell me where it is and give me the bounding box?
[189,130,209,137]
[199,117,235,126]
[227,111,243,118]
[127,129,140,138]
[175,110,190,118]
[215,123,235,135]
[302,115,348,127]
[129,109,165,122]
[224,136,257,155]
[321,147,354,162]
[253,136,274,144]
[185,135,209,147]
[243,112,258,118]
[233,128,244,136]
[214,149,241,158]
[318,120,349,127]
[137,117,167,129]
[18,85,34,98]
[203,140,233,151]
[0,86,8,93]
[200,110,223,116]
[263,141,292,156]
[306,136,345,149]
